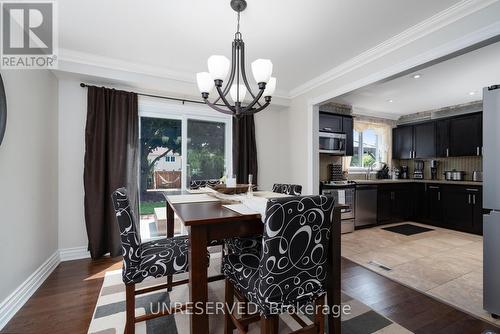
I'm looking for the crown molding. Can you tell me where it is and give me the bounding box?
[290,0,499,98]
[59,48,195,83]
[57,48,291,100]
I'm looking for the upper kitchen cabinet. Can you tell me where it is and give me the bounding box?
[319,112,343,132]
[392,126,413,159]
[342,116,354,156]
[449,113,482,157]
[393,112,483,159]
[436,119,450,157]
[413,122,436,158]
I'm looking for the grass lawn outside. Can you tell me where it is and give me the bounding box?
[140,201,165,215]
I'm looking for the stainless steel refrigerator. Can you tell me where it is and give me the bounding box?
[483,84,500,319]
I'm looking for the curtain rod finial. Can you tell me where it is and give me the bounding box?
[80,83,86,88]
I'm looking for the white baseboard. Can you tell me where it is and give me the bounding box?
[0,246,93,330]
[0,251,60,330]
[58,246,91,261]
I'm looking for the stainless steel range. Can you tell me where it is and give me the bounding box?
[320,181,355,233]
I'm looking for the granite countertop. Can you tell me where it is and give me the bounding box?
[352,179,483,186]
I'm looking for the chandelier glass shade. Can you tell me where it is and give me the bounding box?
[196,0,276,116]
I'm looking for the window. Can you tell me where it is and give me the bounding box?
[350,129,382,168]
[138,98,232,240]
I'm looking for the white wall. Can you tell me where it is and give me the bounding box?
[57,78,291,250]
[57,79,88,250]
[286,2,500,195]
[0,70,59,302]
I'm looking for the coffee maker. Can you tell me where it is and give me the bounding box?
[430,160,439,180]
[400,165,409,179]
[414,160,424,179]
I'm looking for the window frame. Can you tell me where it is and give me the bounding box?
[349,129,382,172]
[138,96,233,190]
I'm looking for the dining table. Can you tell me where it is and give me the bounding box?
[161,189,342,334]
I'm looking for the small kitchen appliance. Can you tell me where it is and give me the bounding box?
[444,170,466,181]
[430,160,439,180]
[400,165,409,179]
[413,160,424,179]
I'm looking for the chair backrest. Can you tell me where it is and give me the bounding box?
[189,179,221,190]
[111,188,141,282]
[256,195,335,314]
[272,183,302,196]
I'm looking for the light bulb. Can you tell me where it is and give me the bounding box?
[207,55,230,81]
[230,84,247,102]
[196,72,214,93]
[263,77,276,97]
[251,59,273,84]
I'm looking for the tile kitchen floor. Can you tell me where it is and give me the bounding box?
[341,222,500,327]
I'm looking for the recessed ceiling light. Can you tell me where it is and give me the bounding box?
[469,91,476,96]
[412,74,422,79]
[387,99,394,103]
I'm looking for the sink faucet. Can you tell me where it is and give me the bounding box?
[366,164,374,180]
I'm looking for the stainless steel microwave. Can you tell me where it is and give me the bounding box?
[319,132,346,155]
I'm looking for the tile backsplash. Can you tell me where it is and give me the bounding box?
[395,156,482,181]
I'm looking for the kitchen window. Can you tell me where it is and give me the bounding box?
[350,129,382,169]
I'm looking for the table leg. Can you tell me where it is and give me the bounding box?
[327,207,341,334]
[188,225,209,334]
[166,203,175,292]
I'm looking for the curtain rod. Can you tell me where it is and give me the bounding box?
[79,82,223,106]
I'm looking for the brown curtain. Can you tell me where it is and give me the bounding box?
[233,115,258,185]
[84,86,139,259]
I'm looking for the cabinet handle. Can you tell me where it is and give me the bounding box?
[473,194,476,205]
[477,147,480,156]
[428,186,439,189]
[468,194,471,204]
[446,148,449,157]
[466,188,479,192]
[438,192,441,201]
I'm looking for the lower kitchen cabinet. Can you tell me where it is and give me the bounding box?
[442,185,482,234]
[377,185,413,224]
[374,182,482,235]
[424,184,444,226]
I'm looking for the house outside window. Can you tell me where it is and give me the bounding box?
[350,129,381,168]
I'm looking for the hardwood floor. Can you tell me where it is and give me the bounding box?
[1,257,498,334]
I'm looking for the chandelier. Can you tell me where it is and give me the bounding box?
[196,0,276,117]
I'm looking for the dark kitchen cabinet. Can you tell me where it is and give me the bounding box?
[377,188,393,223]
[392,187,413,220]
[319,112,343,133]
[425,184,443,226]
[377,185,413,223]
[343,116,354,156]
[413,122,436,158]
[393,126,413,159]
[441,185,482,234]
[436,119,450,157]
[449,113,482,157]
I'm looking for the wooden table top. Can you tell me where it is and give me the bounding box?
[168,201,262,226]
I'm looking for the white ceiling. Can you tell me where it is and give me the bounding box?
[332,41,500,118]
[58,0,461,94]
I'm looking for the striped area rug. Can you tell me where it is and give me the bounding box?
[88,255,412,334]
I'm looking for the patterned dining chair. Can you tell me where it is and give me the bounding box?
[272,183,303,196]
[112,188,208,334]
[189,178,221,190]
[222,195,335,334]
[225,183,303,255]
